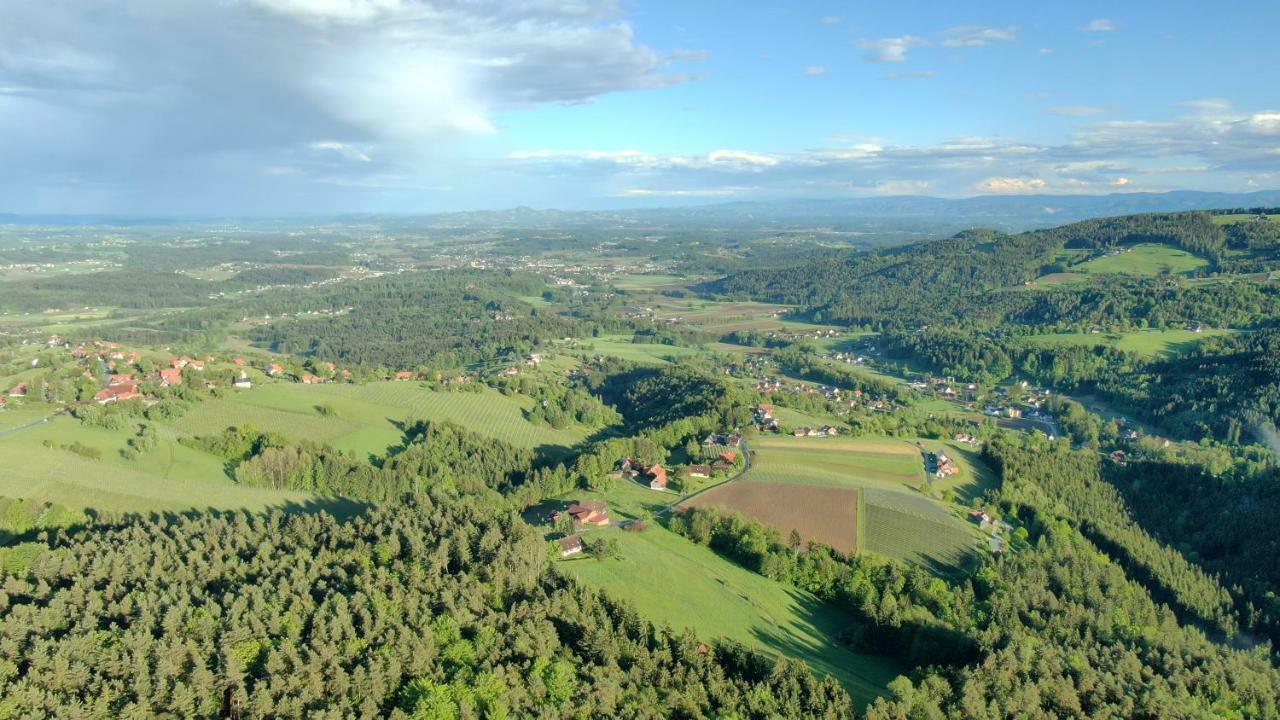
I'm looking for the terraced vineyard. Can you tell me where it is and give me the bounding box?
[862,489,977,571]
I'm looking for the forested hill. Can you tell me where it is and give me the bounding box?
[705,211,1278,328]
[0,492,853,718]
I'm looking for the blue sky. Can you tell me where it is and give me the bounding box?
[2,0,1278,214]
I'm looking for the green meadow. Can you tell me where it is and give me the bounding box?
[0,414,344,515]
[0,380,605,515]
[1072,243,1208,276]
[553,483,904,707]
[175,381,599,456]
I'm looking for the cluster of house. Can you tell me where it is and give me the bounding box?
[969,510,1014,554]
[952,432,980,446]
[499,353,546,377]
[612,458,670,490]
[755,403,780,431]
[550,500,613,557]
[754,376,891,412]
[791,425,842,438]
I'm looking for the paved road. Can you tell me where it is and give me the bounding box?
[0,407,67,439]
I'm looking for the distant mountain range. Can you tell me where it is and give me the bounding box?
[5,190,1280,231]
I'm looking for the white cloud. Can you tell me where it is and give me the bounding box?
[855,36,928,62]
[616,186,751,197]
[803,65,827,76]
[0,0,694,210]
[309,140,373,162]
[938,25,1018,47]
[1084,18,1118,32]
[974,177,1048,193]
[1048,105,1108,116]
[820,16,842,25]
[506,105,1280,200]
[1178,98,1232,113]
[250,0,409,23]
[872,180,931,194]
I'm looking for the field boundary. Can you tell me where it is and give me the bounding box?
[855,486,866,553]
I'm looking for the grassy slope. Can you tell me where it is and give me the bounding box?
[0,415,348,515]
[1071,243,1208,276]
[0,381,600,514]
[554,482,903,707]
[1021,327,1235,358]
[175,381,597,457]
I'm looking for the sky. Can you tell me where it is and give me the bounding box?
[2,0,1279,215]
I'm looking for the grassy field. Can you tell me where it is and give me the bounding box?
[744,436,925,490]
[610,274,688,289]
[557,335,704,365]
[551,484,903,706]
[0,401,61,432]
[175,381,598,457]
[1071,243,1208,276]
[687,436,983,571]
[0,414,356,516]
[1021,327,1234,358]
[0,380,600,515]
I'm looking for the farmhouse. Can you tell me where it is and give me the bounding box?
[94,381,141,404]
[718,451,737,464]
[646,465,669,490]
[266,363,284,376]
[688,464,711,478]
[557,535,583,557]
[159,368,182,386]
[702,432,743,447]
[300,374,327,384]
[394,371,415,381]
[931,451,959,478]
[234,373,252,389]
[553,500,611,526]
[7,382,28,398]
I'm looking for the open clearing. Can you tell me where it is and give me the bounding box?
[1071,243,1208,276]
[1021,327,1235,358]
[175,381,598,456]
[557,335,704,365]
[1211,213,1280,225]
[555,484,902,707]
